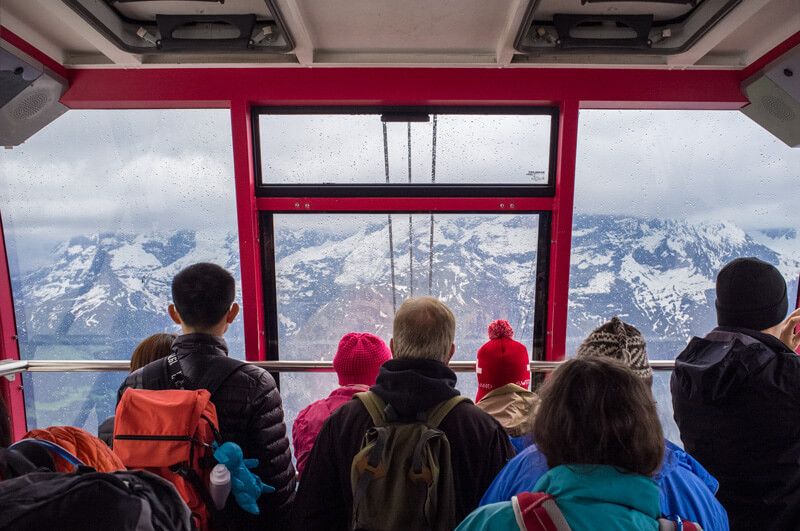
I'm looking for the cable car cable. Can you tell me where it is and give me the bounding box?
[383,123,397,314]
[429,115,437,295]
[407,122,414,298]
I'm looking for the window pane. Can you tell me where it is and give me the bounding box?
[273,213,540,367]
[0,109,242,433]
[259,113,552,185]
[568,110,800,444]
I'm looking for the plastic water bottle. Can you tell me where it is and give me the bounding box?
[209,463,231,510]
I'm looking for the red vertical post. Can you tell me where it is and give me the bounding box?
[230,101,265,361]
[0,209,27,440]
[547,101,580,361]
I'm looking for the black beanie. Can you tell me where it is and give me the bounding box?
[715,257,788,331]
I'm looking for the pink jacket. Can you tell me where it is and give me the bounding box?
[293,384,370,478]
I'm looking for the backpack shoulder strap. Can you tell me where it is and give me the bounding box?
[426,396,470,428]
[512,492,572,531]
[658,517,703,531]
[9,439,86,469]
[141,353,244,396]
[355,391,388,427]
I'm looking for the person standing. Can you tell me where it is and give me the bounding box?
[672,257,800,530]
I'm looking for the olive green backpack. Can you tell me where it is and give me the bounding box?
[350,391,469,531]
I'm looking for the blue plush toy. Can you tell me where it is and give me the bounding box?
[213,441,275,514]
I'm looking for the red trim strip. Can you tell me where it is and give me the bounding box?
[0,26,68,79]
[741,31,800,80]
[231,102,266,361]
[547,102,580,361]
[255,197,556,212]
[61,68,748,110]
[0,210,27,440]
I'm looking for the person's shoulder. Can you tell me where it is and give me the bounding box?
[229,360,277,386]
[450,398,509,430]
[660,440,719,492]
[119,366,145,392]
[455,501,516,531]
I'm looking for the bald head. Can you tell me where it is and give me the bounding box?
[391,297,456,364]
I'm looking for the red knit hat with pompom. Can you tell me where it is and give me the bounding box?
[475,320,531,402]
[333,333,392,386]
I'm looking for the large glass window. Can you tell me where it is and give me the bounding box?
[256,108,556,190]
[272,212,542,438]
[0,109,242,433]
[256,108,554,447]
[569,110,800,442]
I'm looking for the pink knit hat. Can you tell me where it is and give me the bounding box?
[333,333,392,386]
[476,320,531,402]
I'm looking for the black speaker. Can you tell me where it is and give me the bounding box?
[0,38,69,147]
[741,44,800,148]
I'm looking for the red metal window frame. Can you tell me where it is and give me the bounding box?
[0,209,27,440]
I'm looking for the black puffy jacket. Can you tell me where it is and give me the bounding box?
[672,327,800,531]
[118,333,295,530]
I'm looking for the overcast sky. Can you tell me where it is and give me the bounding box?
[1,108,799,274]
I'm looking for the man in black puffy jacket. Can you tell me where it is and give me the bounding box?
[118,263,295,530]
[672,257,800,530]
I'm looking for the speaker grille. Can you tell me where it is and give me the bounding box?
[12,90,51,121]
[761,94,795,123]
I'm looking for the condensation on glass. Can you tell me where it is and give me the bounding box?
[272,212,540,405]
[567,109,800,444]
[258,114,552,185]
[0,109,243,432]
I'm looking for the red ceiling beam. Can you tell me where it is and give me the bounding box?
[62,67,748,110]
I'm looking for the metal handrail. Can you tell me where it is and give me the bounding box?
[0,358,677,379]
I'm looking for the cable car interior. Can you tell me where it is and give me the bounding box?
[1,0,799,460]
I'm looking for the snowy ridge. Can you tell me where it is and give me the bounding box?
[13,214,800,364]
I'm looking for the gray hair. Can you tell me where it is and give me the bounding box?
[392,297,455,364]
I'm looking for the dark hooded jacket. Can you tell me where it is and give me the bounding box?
[291,358,515,531]
[117,334,295,530]
[671,327,800,530]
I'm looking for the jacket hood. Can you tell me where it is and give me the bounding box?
[673,327,794,403]
[534,464,660,517]
[371,358,460,418]
[476,384,538,437]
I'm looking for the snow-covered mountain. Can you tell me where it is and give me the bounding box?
[567,215,800,359]
[13,229,244,361]
[11,214,800,440]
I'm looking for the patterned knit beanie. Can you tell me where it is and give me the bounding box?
[715,257,787,331]
[576,316,652,381]
[333,333,392,386]
[476,320,531,402]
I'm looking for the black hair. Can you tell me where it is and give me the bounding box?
[172,263,235,331]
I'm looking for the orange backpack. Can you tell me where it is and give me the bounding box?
[114,387,222,530]
[113,353,244,530]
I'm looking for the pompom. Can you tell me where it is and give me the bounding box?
[488,320,514,340]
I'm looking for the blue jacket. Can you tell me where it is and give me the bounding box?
[480,439,729,531]
[459,465,661,531]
